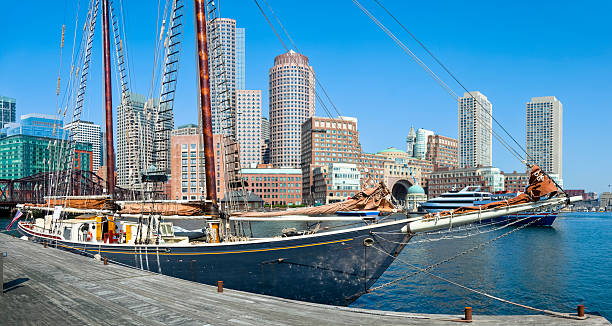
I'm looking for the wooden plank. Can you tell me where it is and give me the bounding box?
[0,234,609,326]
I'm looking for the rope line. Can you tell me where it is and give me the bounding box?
[368,213,551,293]
[368,221,584,320]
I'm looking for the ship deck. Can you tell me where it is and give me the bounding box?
[1,233,609,325]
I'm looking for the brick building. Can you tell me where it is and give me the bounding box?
[301,116,363,203]
[427,166,504,199]
[241,166,302,206]
[503,171,529,193]
[170,128,229,201]
[426,134,458,170]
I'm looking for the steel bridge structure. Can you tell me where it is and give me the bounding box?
[0,170,132,205]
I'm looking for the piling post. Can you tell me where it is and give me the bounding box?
[217,281,223,293]
[0,252,5,295]
[464,307,472,322]
[577,304,585,317]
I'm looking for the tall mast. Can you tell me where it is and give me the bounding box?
[194,0,218,210]
[102,0,115,197]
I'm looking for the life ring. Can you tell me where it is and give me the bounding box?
[87,232,92,242]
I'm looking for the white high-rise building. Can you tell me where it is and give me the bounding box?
[205,18,245,136]
[65,120,103,173]
[415,128,435,160]
[458,91,492,168]
[269,50,315,168]
[236,90,262,167]
[526,96,563,180]
[116,93,170,190]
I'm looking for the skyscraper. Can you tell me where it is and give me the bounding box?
[269,50,315,168]
[414,128,435,159]
[116,93,171,190]
[406,126,416,157]
[0,96,17,129]
[458,91,492,168]
[206,18,244,136]
[236,27,246,91]
[65,120,103,173]
[236,89,261,167]
[526,96,563,179]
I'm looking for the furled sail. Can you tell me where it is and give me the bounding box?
[231,182,395,217]
[29,196,116,210]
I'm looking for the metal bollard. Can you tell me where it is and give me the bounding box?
[104,257,108,265]
[464,307,472,322]
[43,242,47,248]
[217,281,223,293]
[577,304,585,317]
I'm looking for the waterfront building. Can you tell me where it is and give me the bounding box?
[428,166,504,199]
[406,184,427,212]
[359,153,387,188]
[0,134,92,179]
[64,120,103,173]
[236,90,262,167]
[526,96,563,180]
[206,18,243,136]
[241,166,302,206]
[503,171,529,193]
[170,126,228,200]
[459,91,492,168]
[426,134,458,170]
[0,96,17,129]
[599,192,612,211]
[414,128,434,159]
[116,93,172,190]
[312,163,360,204]
[269,50,315,168]
[376,147,431,201]
[2,113,67,139]
[301,116,361,203]
[406,126,416,157]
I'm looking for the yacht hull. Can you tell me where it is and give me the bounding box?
[18,216,411,306]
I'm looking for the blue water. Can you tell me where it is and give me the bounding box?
[352,212,612,319]
[2,213,610,319]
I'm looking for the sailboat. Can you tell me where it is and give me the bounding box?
[15,0,580,306]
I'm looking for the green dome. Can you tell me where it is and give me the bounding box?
[378,147,405,154]
[407,185,425,194]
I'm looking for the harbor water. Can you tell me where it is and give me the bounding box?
[352,212,612,319]
[2,212,610,319]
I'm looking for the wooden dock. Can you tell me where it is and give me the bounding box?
[1,233,609,326]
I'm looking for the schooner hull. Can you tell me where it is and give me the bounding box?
[18,217,411,306]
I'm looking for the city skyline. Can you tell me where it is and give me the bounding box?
[1,1,610,192]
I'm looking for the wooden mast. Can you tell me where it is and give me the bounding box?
[101,0,115,197]
[194,0,218,212]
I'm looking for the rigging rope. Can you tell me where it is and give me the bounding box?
[350,0,527,165]
[368,215,585,320]
[369,0,568,196]
[368,212,553,293]
[254,0,376,190]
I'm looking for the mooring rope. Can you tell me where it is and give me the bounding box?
[369,240,585,320]
[368,213,550,292]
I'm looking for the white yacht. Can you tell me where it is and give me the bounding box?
[419,186,492,213]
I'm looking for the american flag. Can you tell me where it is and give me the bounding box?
[6,210,23,231]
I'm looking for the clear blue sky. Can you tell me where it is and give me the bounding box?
[1,1,610,193]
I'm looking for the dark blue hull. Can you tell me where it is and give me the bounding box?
[488,213,557,226]
[18,216,411,306]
